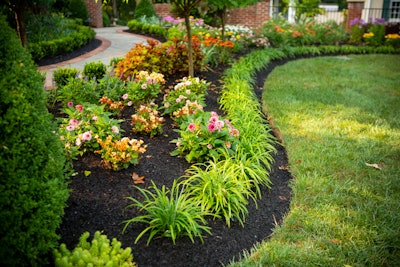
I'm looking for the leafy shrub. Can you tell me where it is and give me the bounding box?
[134,0,157,20]
[55,78,100,105]
[52,0,89,21]
[114,37,205,79]
[0,16,70,266]
[103,10,111,27]
[53,67,80,87]
[125,70,165,105]
[123,180,212,245]
[83,61,107,80]
[54,231,137,267]
[127,19,167,38]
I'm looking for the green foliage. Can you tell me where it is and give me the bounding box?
[52,0,89,21]
[127,19,167,38]
[123,180,212,245]
[134,0,157,20]
[53,67,80,87]
[103,10,111,27]
[54,231,137,267]
[83,61,107,80]
[0,15,70,266]
[54,78,100,105]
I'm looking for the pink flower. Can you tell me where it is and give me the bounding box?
[69,119,79,126]
[210,111,218,118]
[207,144,213,149]
[75,137,82,146]
[176,98,181,103]
[215,120,225,131]
[75,104,83,112]
[209,116,218,123]
[66,125,75,131]
[122,93,129,100]
[141,83,147,89]
[207,123,216,132]
[81,131,92,142]
[230,128,240,137]
[92,116,98,121]
[111,126,119,134]
[164,102,170,108]
[67,102,74,107]
[187,123,196,132]
[127,101,133,107]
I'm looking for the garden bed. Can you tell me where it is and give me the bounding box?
[55,60,292,266]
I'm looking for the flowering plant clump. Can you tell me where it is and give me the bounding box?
[172,100,204,124]
[99,96,125,113]
[171,111,240,163]
[58,102,122,158]
[163,76,209,115]
[95,135,147,171]
[131,104,164,137]
[125,71,165,106]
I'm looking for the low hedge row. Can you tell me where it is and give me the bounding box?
[127,19,168,39]
[29,24,95,62]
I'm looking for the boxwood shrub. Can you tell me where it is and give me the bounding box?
[0,16,70,266]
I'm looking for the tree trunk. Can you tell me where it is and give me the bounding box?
[14,7,27,48]
[184,15,194,77]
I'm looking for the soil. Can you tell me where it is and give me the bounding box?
[48,35,293,267]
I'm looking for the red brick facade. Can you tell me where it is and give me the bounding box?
[85,0,103,28]
[227,1,271,29]
[154,3,175,18]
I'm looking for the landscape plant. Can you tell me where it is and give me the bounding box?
[95,135,147,171]
[83,61,107,80]
[171,111,240,163]
[0,16,70,266]
[123,180,212,245]
[58,102,123,159]
[52,66,80,87]
[54,231,137,267]
[131,104,164,136]
[182,158,255,227]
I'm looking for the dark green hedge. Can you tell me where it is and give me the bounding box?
[0,16,70,266]
[28,24,95,62]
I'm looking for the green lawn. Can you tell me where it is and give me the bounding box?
[232,54,400,266]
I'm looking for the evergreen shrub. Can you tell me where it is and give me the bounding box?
[134,0,157,20]
[0,16,70,266]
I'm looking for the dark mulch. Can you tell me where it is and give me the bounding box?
[49,35,292,267]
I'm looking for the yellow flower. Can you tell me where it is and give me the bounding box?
[363,32,374,39]
[385,33,400,39]
[236,34,241,40]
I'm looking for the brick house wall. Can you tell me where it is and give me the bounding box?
[154,3,176,18]
[227,1,271,29]
[154,1,271,29]
[85,0,103,28]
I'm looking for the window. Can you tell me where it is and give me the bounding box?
[390,0,400,22]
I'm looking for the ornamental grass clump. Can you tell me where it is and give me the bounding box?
[131,104,164,136]
[182,159,255,228]
[171,111,240,163]
[123,180,212,245]
[95,135,147,171]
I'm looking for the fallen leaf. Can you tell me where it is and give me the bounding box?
[279,165,289,170]
[132,172,145,184]
[365,162,383,170]
[84,170,91,177]
[278,195,287,201]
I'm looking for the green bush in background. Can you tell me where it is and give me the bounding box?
[134,0,157,20]
[0,16,70,266]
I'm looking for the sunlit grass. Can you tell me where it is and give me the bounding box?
[231,54,400,266]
